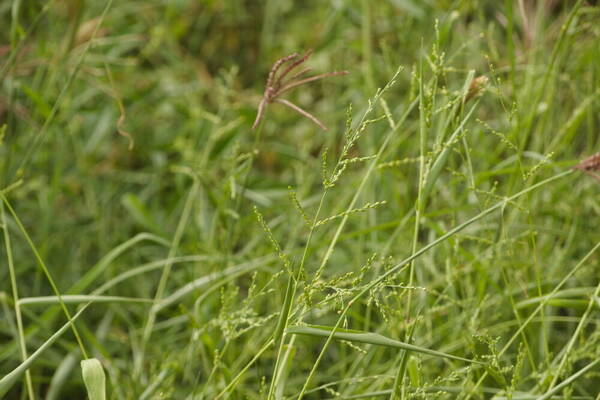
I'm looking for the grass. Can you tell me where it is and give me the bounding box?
[1,1,600,399]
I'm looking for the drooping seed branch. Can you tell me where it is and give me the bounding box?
[252,50,348,130]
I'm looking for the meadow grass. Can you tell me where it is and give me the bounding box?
[1,1,600,399]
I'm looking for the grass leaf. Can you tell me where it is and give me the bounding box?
[287,325,482,364]
[81,358,106,400]
[0,305,88,398]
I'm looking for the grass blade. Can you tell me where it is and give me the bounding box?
[18,295,153,306]
[0,305,88,398]
[535,358,600,400]
[287,325,482,364]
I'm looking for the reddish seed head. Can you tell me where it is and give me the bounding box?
[573,152,600,183]
[573,152,600,172]
[252,50,348,130]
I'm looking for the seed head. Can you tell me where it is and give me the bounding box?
[252,50,348,130]
[573,152,600,183]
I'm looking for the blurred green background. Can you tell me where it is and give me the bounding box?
[1,0,599,398]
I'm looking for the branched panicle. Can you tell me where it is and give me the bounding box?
[475,334,513,386]
[344,103,353,137]
[341,155,377,166]
[326,162,348,188]
[509,343,526,393]
[288,186,312,227]
[214,285,277,341]
[306,253,377,316]
[252,50,349,130]
[524,151,554,180]
[314,201,387,228]
[377,156,422,169]
[472,185,527,213]
[254,206,293,276]
[478,119,518,153]
[341,340,367,354]
[324,67,402,188]
[409,65,418,101]
[321,148,330,188]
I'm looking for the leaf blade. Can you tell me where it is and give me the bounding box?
[287,325,482,364]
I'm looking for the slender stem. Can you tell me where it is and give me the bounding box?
[2,204,35,400]
[138,180,199,377]
[405,61,427,326]
[11,0,114,181]
[465,206,600,399]
[267,192,328,399]
[537,358,600,400]
[1,195,89,359]
[297,170,573,399]
[547,282,600,389]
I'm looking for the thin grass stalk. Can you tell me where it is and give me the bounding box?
[267,192,329,399]
[390,324,416,400]
[0,233,169,367]
[268,70,403,398]
[0,304,90,398]
[517,0,584,149]
[215,339,275,399]
[1,203,34,400]
[296,169,573,399]
[405,57,427,327]
[536,358,600,400]
[11,0,114,180]
[1,194,89,359]
[545,282,600,389]
[138,180,200,378]
[464,237,600,399]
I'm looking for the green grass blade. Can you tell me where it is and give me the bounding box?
[421,101,479,203]
[153,256,273,312]
[535,358,600,400]
[287,325,482,364]
[0,305,88,398]
[81,358,106,400]
[18,295,153,306]
[70,233,170,294]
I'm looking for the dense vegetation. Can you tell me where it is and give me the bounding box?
[1,1,599,399]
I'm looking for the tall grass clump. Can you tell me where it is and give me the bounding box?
[1,1,599,399]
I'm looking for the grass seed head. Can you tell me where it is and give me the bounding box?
[252,50,348,130]
[573,152,600,183]
[573,152,600,172]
